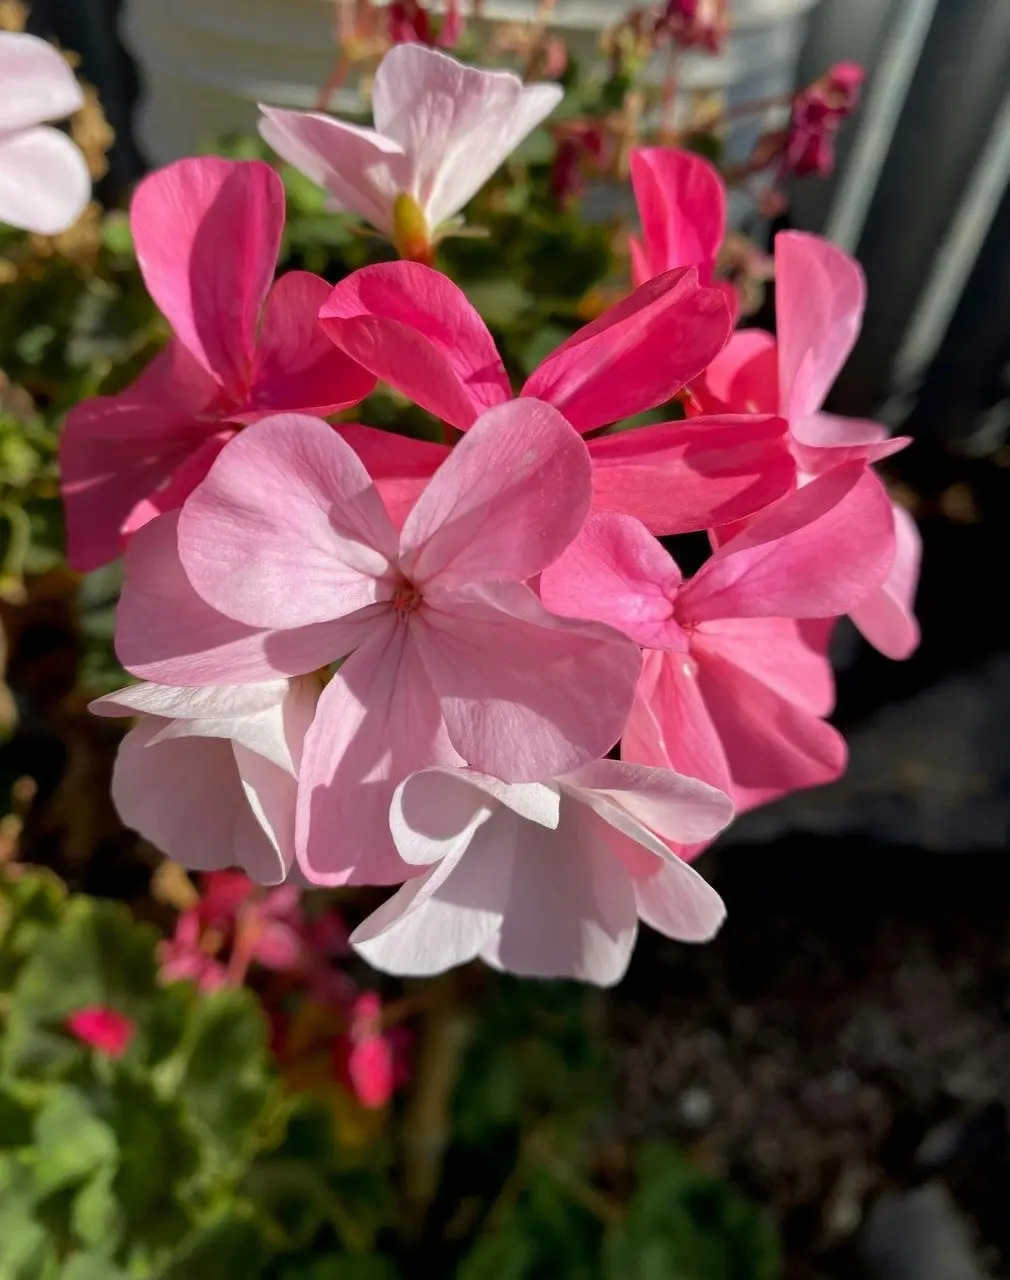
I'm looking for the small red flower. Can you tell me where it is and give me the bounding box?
[66,1006,136,1058]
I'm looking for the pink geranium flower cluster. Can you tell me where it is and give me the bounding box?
[60,46,919,987]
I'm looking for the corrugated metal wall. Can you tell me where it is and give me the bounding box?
[791,0,1010,446]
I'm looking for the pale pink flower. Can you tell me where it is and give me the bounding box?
[0,31,90,234]
[693,230,921,659]
[91,541,319,883]
[66,1006,136,1058]
[539,469,895,848]
[60,156,374,572]
[122,403,640,886]
[319,260,796,534]
[351,760,731,986]
[258,45,562,254]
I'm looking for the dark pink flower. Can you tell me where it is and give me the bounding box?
[782,61,865,179]
[389,0,463,48]
[66,1006,136,1058]
[333,992,395,1109]
[158,908,229,992]
[654,0,727,53]
[59,157,375,572]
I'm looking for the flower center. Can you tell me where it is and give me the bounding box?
[392,583,422,617]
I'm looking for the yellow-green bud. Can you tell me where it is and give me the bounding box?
[392,193,433,265]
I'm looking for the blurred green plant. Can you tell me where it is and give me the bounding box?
[0,868,781,1278]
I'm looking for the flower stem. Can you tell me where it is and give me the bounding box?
[399,973,474,1236]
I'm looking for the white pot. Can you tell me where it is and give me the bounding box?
[122,0,818,168]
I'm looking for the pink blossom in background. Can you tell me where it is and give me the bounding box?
[653,0,727,53]
[352,760,731,986]
[540,467,895,851]
[0,31,90,235]
[333,992,396,1108]
[259,45,561,257]
[66,1007,136,1058]
[124,404,641,886]
[59,156,374,572]
[389,0,463,48]
[319,260,797,535]
[158,908,229,992]
[693,230,922,659]
[782,61,865,179]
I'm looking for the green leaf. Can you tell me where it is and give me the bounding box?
[172,987,278,1178]
[72,1165,124,1252]
[0,1087,34,1150]
[105,1076,197,1248]
[154,1213,270,1280]
[60,1254,127,1280]
[32,1086,117,1195]
[603,1144,782,1280]
[3,894,159,1077]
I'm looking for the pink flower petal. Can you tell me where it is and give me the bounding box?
[371,44,562,227]
[246,270,376,417]
[680,463,895,621]
[522,268,732,433]
[337,424,447,527]
[258,106,409,235]
[116,511,365,684]
[344,1035,395,1108]
[790,411,911,475]
[351,814,511,976]
[110,719,255,871]
[622,649,733,797]
[233,745,299,884]
[688,637,847,811]
[412,582,641,781]
[320,262,511,429]
[482,799,639,986]
[179,414,398,629]
[539,511,688,650]
[0,31,85,131]
[391,767,558,865]
[633,859,727,944]
[692,329,778,415]
[130,158,284,394]
[296,615,463,886]
[849,502,921,659]
[389,767,500,866]
[563,758,733,850]
[91,680,286,723]
[399,399,592,589]
[775,230,865,422]
[628,146,726,282]
[691,617,836,717]
[60,392,214,573]
[66,1007,134,1058]
[118,432,233,547]
[586,414,796,535]
[0,124,90,235]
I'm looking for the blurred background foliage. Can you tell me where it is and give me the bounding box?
[0,865,780,1278]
